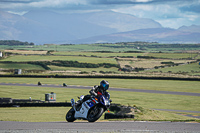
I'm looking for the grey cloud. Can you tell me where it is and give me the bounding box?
[0,0,34,3]
[89,0,152,5]
[180,4,200,13]
[88,0,189,5]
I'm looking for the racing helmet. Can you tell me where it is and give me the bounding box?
[100,80,109,91]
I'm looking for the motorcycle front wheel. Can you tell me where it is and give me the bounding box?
[87,106,104,122]
[66,108,76,122]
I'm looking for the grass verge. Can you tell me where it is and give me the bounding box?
[0,78,199,122]
[0,77,200,93]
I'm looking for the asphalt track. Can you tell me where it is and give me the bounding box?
[1,82,200,114]
[1,83,200,132]
[0,121,200,132]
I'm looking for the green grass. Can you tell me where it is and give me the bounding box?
[0,83,199,122]
[1,43,200,52]
[147,53,198,59]
[0,85,87,103]
[0,78,199,110]
[133,108,196,121]
[0,107,196,122]
[148,62,200,73]
[0,43,200,122]
[1,49,199,77]
[1,55,117,64]
[53,51,145,57]
[49,66,119,73]
[120,58,192,69]
[0,107,69,122]
[111,90,200,111]
[0,63,45,70]
[0,78,200,93]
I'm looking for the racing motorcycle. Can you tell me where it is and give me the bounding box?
[66,92,111,122]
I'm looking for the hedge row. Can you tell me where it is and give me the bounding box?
[0,74,199,81]
[50,60,120,68]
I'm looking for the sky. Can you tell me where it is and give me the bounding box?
[0,0,200,29]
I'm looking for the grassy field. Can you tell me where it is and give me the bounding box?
[148,62,200,73]
[1,78,200,93]
[1,47,200,77]
[1,43,200,52]
[0,107,69,122]
[53,51,145,57]
[118,58,193,69]
[146,53,198,59]
[0,44,139,52]
[0,63,45,70]
[0,78,199,110]
[1,49,199,76]
[0,107,194,122]
[48,66,119,73]
[4,50,47,55]
[0,77,199,122]
[1,55,117,64]
[0,43,200,122]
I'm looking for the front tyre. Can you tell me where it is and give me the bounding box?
[87,106,104,122]
[66,108,76,122]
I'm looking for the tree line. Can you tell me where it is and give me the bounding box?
[27,60,120,70]
[0,40,34,46]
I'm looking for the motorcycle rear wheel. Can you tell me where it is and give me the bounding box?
[66,108,76,122]
[87,106,104,122]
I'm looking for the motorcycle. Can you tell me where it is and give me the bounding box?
[66,92,111,122]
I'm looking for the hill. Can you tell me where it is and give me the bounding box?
[0,10,162,44]
[0,10,199,44]
[73,27,200,44]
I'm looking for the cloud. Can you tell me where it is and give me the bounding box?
[0,0,32,3]
[0,0,87,10]
[0,0,199,28]
[111,0,200,28]
[0,0,89,14]
[180,4,200,13]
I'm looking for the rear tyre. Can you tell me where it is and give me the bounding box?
[66,108,76,122]
[87,106,104,122]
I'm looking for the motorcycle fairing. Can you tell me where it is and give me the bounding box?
[74,99,97,119]
[99,95,110,107]
[87,98,98,108]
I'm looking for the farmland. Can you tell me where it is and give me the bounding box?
[0,42,200,122]
[0,43,199,77]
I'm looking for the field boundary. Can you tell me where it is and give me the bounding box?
[0,74,200,81]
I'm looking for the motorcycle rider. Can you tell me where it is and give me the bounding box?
[76,80,109,110]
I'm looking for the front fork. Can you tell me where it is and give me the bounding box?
[71,99,76,111]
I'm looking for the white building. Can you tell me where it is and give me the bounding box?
[0,51,2,57]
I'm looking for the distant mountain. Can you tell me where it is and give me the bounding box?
[0,10,162,44]
[0,10,199,44]
[178,25,200,33]
[80,11,162,32]
[0,10,75,44]
[73,27,200,44]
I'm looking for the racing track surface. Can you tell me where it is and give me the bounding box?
[0,121,200,132]
[0,83,200,132]
[1,83,200,114]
